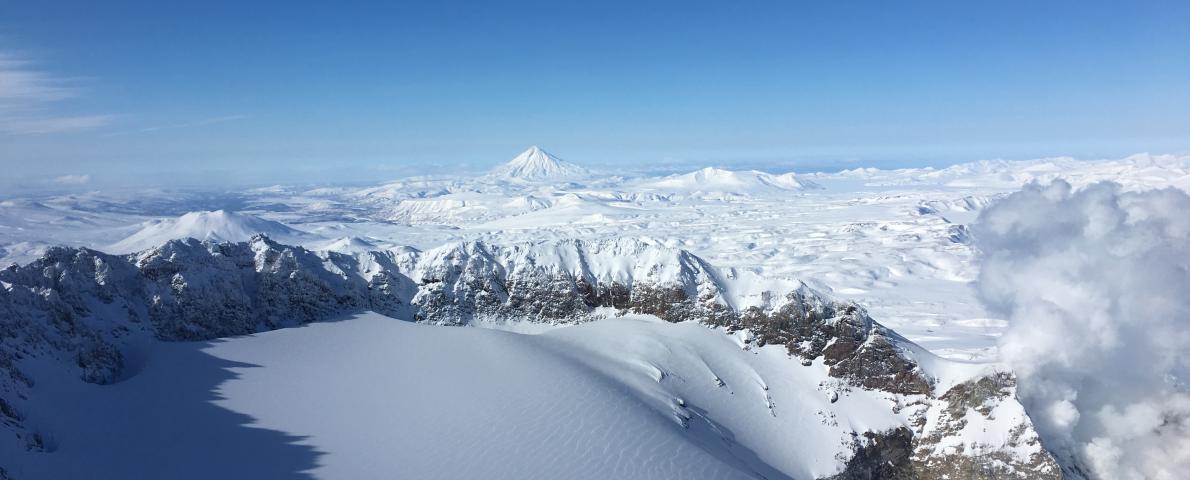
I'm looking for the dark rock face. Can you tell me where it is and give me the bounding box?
[830,427,917,480]
[826,332,932,396]
[137,238,413,340]
[941,372,1015,417]
[408,239,733,326]
[137,239,259,340]
[733,290,931,396]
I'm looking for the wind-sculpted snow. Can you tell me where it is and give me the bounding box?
[973,180,1190,479]
[1,235,1059,479]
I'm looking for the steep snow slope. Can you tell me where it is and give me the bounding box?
[109,210,312,253]
[213,314,813,479]
[1,303,1052,480]
[490,145,590,181]
[6,314,761,480]
[181,313,1047,480]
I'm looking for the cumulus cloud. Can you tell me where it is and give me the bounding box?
[973,180,1190,479]
[53,174,91,185]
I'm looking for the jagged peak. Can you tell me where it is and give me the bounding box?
[248,232,277,245]
[412,236,712,288]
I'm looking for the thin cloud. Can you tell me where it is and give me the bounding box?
[0,54,73,101]
[0,50,115,135]
[103,114,248,137]
[53,174,91,185]
[2,114,119,134]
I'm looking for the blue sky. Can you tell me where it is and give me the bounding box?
[2,0,1188,186]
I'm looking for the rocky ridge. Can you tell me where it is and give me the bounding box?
[0,235,1059,479]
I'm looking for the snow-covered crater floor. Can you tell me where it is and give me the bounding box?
[10,312,933,480]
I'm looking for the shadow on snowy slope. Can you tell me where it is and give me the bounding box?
[5,340,321,480]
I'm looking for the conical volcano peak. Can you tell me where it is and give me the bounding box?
[491,145,589,181]
[510,145,559,167]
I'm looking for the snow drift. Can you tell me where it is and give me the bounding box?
[973,180,1190,479]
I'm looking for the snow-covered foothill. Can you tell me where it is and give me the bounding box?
[108,210,312,253]
[640,167,821,198]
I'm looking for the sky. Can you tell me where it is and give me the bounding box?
[1,0,1188,187]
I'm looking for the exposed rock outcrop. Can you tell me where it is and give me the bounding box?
[827,373,1062,479]
[406,239,931,395]
[909,373,1061,479]
[831,427,917,480]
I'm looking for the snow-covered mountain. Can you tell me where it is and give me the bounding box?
[2,152,1187,478]
[642,167,821,197]
[108,210,310,253]
[314,236,379,253]
[1,235,1058,479]
[489,145,590,181]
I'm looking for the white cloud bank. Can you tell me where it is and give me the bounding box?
[973,180,1190,480]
